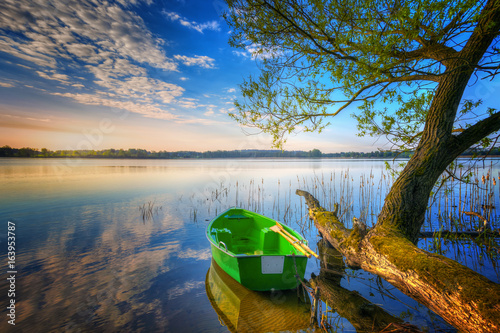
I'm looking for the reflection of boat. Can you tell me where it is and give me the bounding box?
[205,259,311,333]
[206,208,308,291]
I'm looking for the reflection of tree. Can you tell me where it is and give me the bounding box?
[311,240,421,332]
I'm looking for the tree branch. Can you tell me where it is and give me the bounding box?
[260,0,357,61]
[450,111,500,155]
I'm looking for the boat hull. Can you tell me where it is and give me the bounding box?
[207,208,308,291]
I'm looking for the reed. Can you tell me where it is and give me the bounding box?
[195,163,499,233]
[139,199,162,222]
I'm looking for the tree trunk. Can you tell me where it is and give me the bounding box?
[297,189,500,332]
[376,0,500,243]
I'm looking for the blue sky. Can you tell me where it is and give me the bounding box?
[0,0,382,153]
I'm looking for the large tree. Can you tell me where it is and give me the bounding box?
[224,0,500,331]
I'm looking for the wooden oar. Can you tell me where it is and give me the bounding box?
[270,225,311,258]
[275,222,320,259]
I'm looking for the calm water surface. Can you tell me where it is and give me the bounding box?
[0,158,498,332]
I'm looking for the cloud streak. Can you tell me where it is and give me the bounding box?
[36,71,71,84]
[52,92,179,120]
[174,55,215,69]
[233,43,281,60]
[163,11,220,33]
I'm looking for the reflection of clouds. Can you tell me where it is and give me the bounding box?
[177,248,211,261]
[5,206,186,331]
[167,280,205,300]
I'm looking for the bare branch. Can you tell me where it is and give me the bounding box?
[450,111,500,155]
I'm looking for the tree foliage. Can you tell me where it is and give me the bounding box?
[225,0,500,151]
[0,145,333,159]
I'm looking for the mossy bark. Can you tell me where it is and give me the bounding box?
[297,189,500,333]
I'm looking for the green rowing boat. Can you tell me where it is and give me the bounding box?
[206,207,309,291]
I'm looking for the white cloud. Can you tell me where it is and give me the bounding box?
[178,101,197,109]
[177,97,199,108]
[52,92,178,120]
[87,66,185,105]
[0,1,177,70]
[116,0,153,7]
[0,0,235,126]
[65,43,98,60]
[0,36,57,68]
[219,107,235,114]
[163,11,220,34]
[16,64,33,70]
[36,70,70,84]
[233,50,249,58]
[227,88,236,93]
[174,55,215,69]
[233,43,281,60]
[3,114,51,122]
[0,0,195,120]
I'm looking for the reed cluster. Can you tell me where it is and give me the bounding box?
[427,164,499,233]
[139,200,162,222]
[189,162,499,274]
[193,163,500,232]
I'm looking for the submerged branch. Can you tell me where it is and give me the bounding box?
[310,240,422,332]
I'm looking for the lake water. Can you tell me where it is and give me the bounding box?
[0,158,498,332]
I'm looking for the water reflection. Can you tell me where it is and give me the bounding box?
[0,209,184,332]
[205,259,311,332]
[0,158,497,332]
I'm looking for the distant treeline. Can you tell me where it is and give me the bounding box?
[0,145,498,159]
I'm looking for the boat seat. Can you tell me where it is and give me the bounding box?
[260,228,279,253]
[215,228,233,250]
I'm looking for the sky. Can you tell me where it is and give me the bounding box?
[0,0,390,153]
